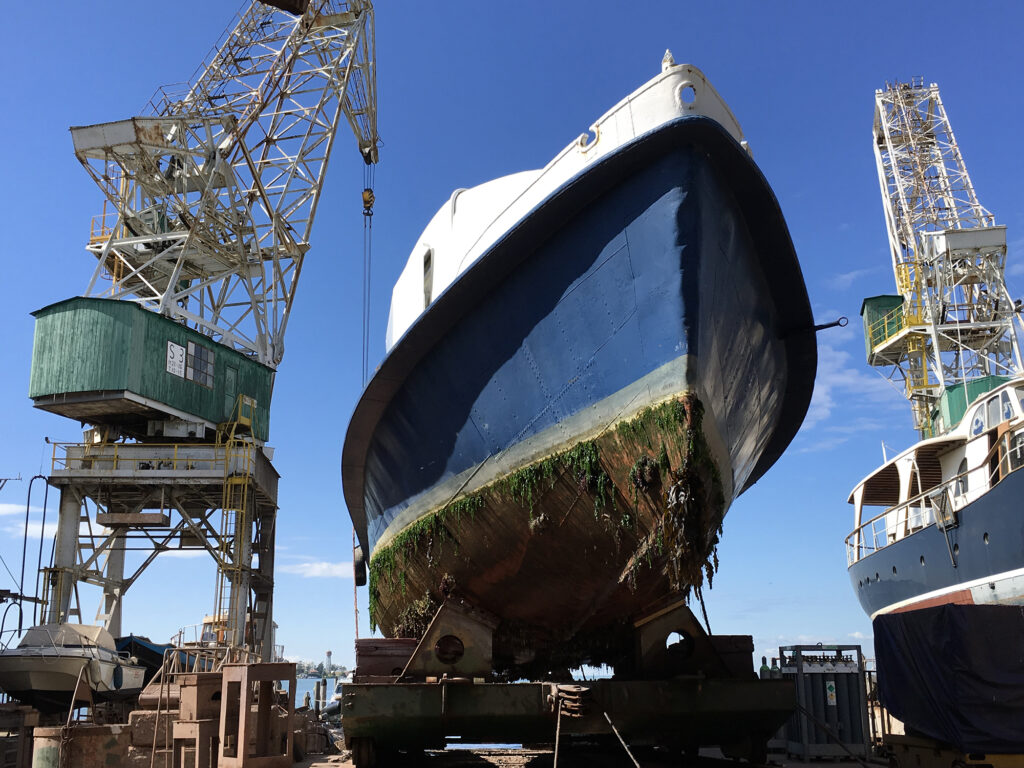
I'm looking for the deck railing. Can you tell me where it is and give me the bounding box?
[50,441,255,474]
[867,304,908,350]
[846,427,1024,565]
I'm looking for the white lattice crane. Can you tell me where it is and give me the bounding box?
[48,0,378,653]
[71,0,378,369]
[865,79,1022,437]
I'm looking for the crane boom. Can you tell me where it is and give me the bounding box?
[71,0,377,368]
[865,79,1022,437]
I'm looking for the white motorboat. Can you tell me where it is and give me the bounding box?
[0,624,146,713]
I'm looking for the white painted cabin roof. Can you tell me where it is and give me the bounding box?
[384,58,746,352]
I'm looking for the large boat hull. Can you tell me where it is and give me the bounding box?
[849,466,1024,619]
[344,116,815,668]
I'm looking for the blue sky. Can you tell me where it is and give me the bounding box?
[1,1,1022,667]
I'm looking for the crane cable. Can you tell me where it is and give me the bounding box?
[356,164,376,638]
[361,163,376,387]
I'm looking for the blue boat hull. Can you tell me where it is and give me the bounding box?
[849,467,1024,618]
[343,116,815,645]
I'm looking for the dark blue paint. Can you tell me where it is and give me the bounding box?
[850,470,1024,616]
[343,118,816,555]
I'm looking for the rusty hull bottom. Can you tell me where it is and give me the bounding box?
[342,678,794,757]
[369,396,727,672]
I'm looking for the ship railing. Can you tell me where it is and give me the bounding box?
[846,492,940,566]
[0,627,21,653]
[158,640,261,678]
[847,427,1024,564]
[51,441,255,474]
[7,625,108,660]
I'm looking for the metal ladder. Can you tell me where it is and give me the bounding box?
[213,395,258,649]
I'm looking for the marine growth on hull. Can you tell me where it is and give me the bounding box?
[367,395,726,674]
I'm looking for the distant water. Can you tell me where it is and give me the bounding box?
[294,676,338,707]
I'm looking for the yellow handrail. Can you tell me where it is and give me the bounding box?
[50,441,240,474]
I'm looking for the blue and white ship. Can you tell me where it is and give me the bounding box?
[342,54,816,671]
[845,80,1024,751]
[846,80,1024,622]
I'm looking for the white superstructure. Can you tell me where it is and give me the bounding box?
[385,56,747,351]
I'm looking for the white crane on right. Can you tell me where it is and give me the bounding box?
[863,78,1023,438]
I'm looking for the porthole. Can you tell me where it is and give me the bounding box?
[858,580,862,588]
[875,572,880,581]
[984,532,990,545]
[953,543,960,556]
[892,566,898,575]
[920,556,926,566]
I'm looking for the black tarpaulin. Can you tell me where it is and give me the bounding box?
[874,604,1024,752]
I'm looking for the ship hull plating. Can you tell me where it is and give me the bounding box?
[343,117,815,665]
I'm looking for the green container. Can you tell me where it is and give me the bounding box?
[860,295,905,361]
[29,297,272,442]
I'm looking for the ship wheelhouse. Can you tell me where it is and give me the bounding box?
[846,380,1024,567]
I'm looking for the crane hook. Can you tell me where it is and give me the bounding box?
[362,187,375,217]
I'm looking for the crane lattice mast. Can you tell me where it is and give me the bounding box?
[866,78,1022,437]
[72,0,378,368]
[41,0,378,654]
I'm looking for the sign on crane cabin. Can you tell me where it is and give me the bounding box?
[29,297,272,443]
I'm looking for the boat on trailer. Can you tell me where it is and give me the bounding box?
[342,53,816,674]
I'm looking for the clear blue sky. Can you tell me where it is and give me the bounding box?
[1,1,1022,668]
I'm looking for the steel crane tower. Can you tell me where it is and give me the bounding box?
[73,0,377,368]
[865,78,1022,437]
[38,0,377,657]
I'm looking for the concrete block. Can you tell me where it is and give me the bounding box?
[128,709,178,748]
[32,725,130,768]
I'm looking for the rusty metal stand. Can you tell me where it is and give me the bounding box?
[341,599,796,768]
[219,662,295,768]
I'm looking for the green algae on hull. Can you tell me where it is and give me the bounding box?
[367,395,726,642]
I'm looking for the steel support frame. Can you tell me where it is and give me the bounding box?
[43,446,278,659]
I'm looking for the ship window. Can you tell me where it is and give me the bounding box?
[971,406,986,436]
[1002,391,1013,421]
[423,249,434,309]
[955,458,968,496]
[1017,387,1024,414]
[987,397,1001,429]
[186,341,215,389]
[1011,433,1024,471]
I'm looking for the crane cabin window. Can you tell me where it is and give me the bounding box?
[186,341,215,389]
